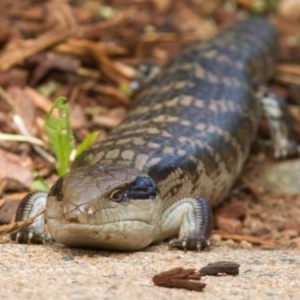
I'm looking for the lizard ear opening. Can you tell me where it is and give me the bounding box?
[48,176,64,202]
[127,176,158,200]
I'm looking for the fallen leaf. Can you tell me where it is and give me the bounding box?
[215,216,242,233]
[215,203,246,220]
[0,148,33,189]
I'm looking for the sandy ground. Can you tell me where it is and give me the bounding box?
[1,243,299,300]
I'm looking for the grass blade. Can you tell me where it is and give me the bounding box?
[45,96,74,176]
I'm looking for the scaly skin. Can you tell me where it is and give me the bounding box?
[14,17,278,251]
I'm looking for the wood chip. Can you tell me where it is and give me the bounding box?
[200,261,240,276]
[152,267,205,291]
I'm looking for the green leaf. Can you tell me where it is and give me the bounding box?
[31,172,50,192]
[75,131,99,159]
[45,96,74,176]
[31,179,50,192]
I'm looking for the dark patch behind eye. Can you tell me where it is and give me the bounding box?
[48,176,64,202]
[127,176,157,200]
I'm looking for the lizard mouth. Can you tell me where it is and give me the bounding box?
[47,218,156,251]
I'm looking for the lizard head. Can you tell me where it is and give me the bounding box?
[46,164,162,250]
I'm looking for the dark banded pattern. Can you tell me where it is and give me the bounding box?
[41,17,277,250]
[74,17,276,208]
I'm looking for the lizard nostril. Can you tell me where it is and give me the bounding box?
[63,202,93,224]
[68,217,80,223]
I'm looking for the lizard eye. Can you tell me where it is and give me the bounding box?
[110,189,124,202]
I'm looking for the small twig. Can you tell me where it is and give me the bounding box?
[78,6,137,37]
[0,199,6,210]
[0,208,45,235]
[0,132,45,146]
[0,27,72,72]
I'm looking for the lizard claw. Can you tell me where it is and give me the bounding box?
[169,235,210,252]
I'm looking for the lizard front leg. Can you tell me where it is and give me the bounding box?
[159,197,213,251]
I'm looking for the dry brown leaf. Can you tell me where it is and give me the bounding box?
[215,216,242,233]
[0,68,28,87]
[0,148,33,189]
[215,203,246,220]
[7,86,36,135]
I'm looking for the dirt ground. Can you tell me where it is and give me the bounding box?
[1,243,300,299]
